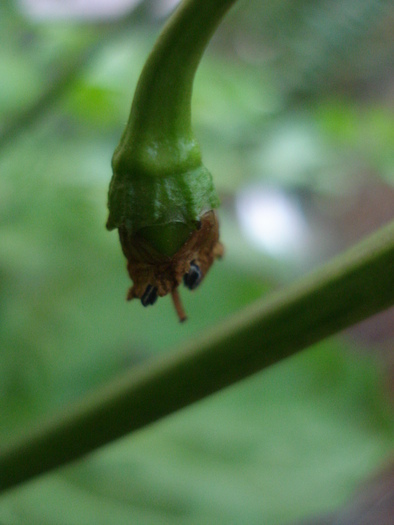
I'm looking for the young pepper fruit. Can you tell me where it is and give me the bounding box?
[106,0,236,321]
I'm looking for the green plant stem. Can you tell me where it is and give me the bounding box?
[119,0,238,172]
[107,0,237,236]
[1,221,393,493]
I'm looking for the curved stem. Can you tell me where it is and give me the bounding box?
[129,0,236,142]
[1,221,393,493]
[113,0,237,174]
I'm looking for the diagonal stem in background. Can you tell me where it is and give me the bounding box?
[0,220,393,493]
[0,4,145,153]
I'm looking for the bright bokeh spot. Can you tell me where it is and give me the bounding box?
[236,186,310,259]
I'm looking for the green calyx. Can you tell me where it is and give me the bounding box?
[107,149,220,233]
[106,0,236,257]
[107,156,220,256]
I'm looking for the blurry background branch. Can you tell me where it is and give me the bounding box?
[0,0,150,151]
[0,220,393,493]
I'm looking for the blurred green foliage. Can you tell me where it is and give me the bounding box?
[0,0,393,523]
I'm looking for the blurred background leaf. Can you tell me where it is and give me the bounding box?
[0,0,393,523]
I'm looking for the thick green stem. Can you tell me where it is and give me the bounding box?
[108,0,237,234]
[1,221,393,493]
[114,0,237,175]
